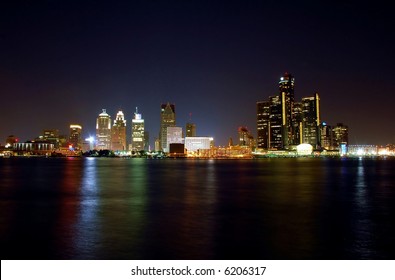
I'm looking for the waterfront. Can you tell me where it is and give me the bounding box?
[1,157,395,260]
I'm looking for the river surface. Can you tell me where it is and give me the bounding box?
[1,157,395,259]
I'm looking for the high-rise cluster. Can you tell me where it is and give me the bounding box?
[95,108,147,151]
[257,73,348,151]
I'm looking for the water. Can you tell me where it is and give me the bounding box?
[1,157,395,260]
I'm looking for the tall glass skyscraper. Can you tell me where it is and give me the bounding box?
[111,110,127,151]
[279,72,295,147]
[159,103,176,152]
[131,107,145,151]
[256,73,325,150]
[256,101,270,149]
[301,93,321,148]
[69,124,82,150]
[269,95,283,149]
[96,109,111,150]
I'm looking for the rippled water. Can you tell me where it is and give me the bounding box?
[1,157,395,259]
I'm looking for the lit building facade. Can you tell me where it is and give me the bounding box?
[256,101,270,149]
[131,108,145,151]
[159,103,176,151]
[279,73,295,148]
[320,122,333,150]
[154,138,160,151]
[269,95,283,149]
[13,142,54,155]
[185,137,212,152]
[257,73,328,151]
[69,124,82,150]
[301,93,321,148]
[166,126,183,152]
[42,129,60,148]
[111,110,127,151]
[96,109,112,150]
[347,145,378,156]
[292,102,303,145]
[186,122,196,137]
[238,126,254,147]
[333,123,349,148]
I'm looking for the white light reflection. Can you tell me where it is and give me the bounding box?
[72,158,101,258]
[356,158,367,205]
[353,158,373,257]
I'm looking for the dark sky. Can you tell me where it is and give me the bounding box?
[1,0,394,146]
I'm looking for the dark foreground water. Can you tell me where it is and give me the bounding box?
[1,157,395,260]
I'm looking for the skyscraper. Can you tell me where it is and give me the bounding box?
[96,109,111,150]
[159,102,176,152]
[186,122,196,137]
[186,112,196,137]
[292,102,303,145]
[111,110,127,151]
[257,73,329,151]
[279,73,295,147]
[301,93,321,148]
[69,124,82,150]
[131,107,145,151]
[333,123,349,148]
[320,122,333,150]
[269,95,283,149]
[256,101,270,149]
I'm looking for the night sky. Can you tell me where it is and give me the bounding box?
[1,0,394,147]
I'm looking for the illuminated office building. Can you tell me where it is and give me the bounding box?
[166,126,183,152]
[301,93,321,148]
[291,102,303,145]
[111,110,127,151]
[256,101,270,149]
[320,122,333,150]
[333,123,349,148]
[186,122,196,137]
[96,109,112,150]
[131,108,145,151]
[42,129,60,148]
[185,137,212,152]
[159,102,176,151]
[69,124,82,150]
[238,126,254,147]
[257,73,326,150]
[279,72,295,147]
[269,95,283,149]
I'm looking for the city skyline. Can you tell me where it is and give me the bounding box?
[0,71,390,148]
[1,1,394,146]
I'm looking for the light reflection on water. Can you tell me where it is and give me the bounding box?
[72,157,100,258]
[352,159,374,258]
[1,157,395,260]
